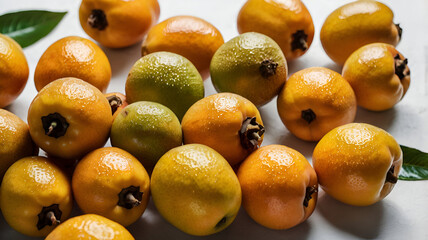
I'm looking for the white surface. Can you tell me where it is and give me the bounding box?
[1,0,428,239]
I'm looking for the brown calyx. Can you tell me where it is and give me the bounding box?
[394,54,410,80]
[239,117,265,151]
[37,204,62,230]
[395,23,402,41]
[386,165,398,184]
[291,30,308,51]
[41,112,69,138]
[301,109,316,124]
[106,95,123,115]
[88,9,108,30]
[259,59,278,78]
[117,186,143,209]
[303,186,318,207]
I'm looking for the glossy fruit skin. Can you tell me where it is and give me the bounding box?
[238,145,318,230]
[342,43,410,111]
[28,77,112,160]
[237,0,314,60]
[34,36,111,93]
[72,147,150,226]
[104,92,128,120]
[0,34,29,108]
[0,157,73,237]
[110,101,182,172]
[182,93,264,166]
[210,32,287,106]
[45,214,135,240]
[0,109,38,180]
[125,52,204,120]
[320,0,401,65]
[277,67,357,141]
[151,144,242,236]
[313,123,403,206]
[79,0,160,48]
[141,15,224,80]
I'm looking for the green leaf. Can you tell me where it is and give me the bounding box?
[399,145,428,180]
[0,10,67,48]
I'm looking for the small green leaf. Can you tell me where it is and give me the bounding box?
[399,145,428,180]
[0,10,67,48]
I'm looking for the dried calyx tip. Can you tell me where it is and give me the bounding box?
[41,112,69,138]
[239,117,265,150]
[386,165,398,184]
[394,54,410,80]
[118,186,143,209]
[291,30,308,51]
[303,186,318,207]
[395,23,402,41]
[88,9,108,30]
[106,95,123,115]
[259,59,278,78]
[301,109,316,124]
[37,204,62,230]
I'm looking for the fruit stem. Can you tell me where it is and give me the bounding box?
[291,30,308,51]
[41,113,69,138]
[301,109,316,124]
[106,95,123,115]
[394,54,410,80]
[88,9,108,30]
[259,59,278,78]
[117,186,143,209]
[37,204,62,230]
[386,165,398,184]
[239,117,265,151]
[395,23,402,41]
[303,186,318,207]
[126,193,141,207]
[47,211,60,226]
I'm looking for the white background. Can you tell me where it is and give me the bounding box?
[0,0,427,239]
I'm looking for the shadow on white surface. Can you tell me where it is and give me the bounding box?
[354,107,397,131]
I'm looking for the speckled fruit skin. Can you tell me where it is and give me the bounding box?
[238,145,318,230]
[0,109,38,179]
[151,144,242,236]
[0,34,29,108]
[27,77,112,160]
[72,147,150,226]
[79,0,160,48]
[210,32,287,107]
[277,67,357,141]
[313,123,403,206]
[237,0,314,60]
[125,51,204,120]
[320,0,401,65]
[342,43,410,111]
[45,214,135,240]
[0,156,73,237]
[34,36,111,93]
[141,15,224,80]
[181,93,264,166]
[110,101,182,173]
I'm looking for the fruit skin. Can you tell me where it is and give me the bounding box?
[45,214,135,240]
[151,144,242,236]
[0,34,29,108]
[110,101,182,172]
[141,15,224,80]
[238,145,318,230]
[182,93,264,166]
[72,147,150,226]
[79,0,160,48]
[277,67,357,141]
[104,92,128,120]
[0,156,73,237]
[342,43,410,111]
[210,32,287,106]
[0,109,38,180]
[320,0,401,65]
[313,123,402,206]
[237,0,314,60]
[34,36,111,93]
[125,51,204,120]
[28,77,112,160]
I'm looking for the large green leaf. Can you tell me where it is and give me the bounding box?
[399,145,428,180]
[0,10,67,48]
